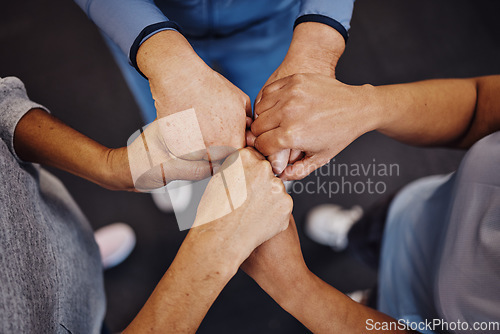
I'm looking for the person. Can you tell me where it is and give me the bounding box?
[0,76,292,332]
[74,0,355,175]
[243,74,500,332]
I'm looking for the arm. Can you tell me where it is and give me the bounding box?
[122,230,238,333]
[14,107,223,191]
[242,216,414,334]
[251,74,500,180]
[373,75,500,148]
[124,148,293,332]
[279,0,356,80]
[254,0,355,174]
[3,77,294,331]
[14,108,134,191]
[135,30,250,160]
[0,76,128,190]
[5,77,216,191]
[76,1,250,159]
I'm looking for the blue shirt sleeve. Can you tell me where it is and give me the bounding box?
[297,0,355,41]
[74,0,175,64]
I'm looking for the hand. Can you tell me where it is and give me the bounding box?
[188,147,294,266]
[111,115,224,192]
[251,74,377,180]
[252,22,346,175]
[137,31,250,161]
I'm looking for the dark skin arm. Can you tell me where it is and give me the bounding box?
[13,108,133,191]
[242,217,416,334]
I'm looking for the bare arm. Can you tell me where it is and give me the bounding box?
[251,74,500,180]
[374,75,500,148]
[136,30,249,160]
[242,217,414,334]
[14,108,133,191]
[13,108,217,192]
[255,22,346,175]
[124,148,293,332]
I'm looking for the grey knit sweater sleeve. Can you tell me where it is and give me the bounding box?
[0,77,106,333]
[0,76,49,161]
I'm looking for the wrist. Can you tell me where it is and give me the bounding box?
[285,22,345,76]
[101,147,135,191]
[185,219,246,278]
[363,84,390,133]
[136,30,201,80]
[278,269,317,313]
[244,253,311,309]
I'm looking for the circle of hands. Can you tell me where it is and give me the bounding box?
[126,47,368,261]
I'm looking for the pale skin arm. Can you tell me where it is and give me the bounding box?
[251,75,500,180]
[124,148,293,332]
[136,30,249,160]
[122,229,240,333]
[255,22,345,174]
[242,217,415,334]
[373,75,500,148]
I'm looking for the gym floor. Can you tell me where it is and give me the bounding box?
[1,0,499,332]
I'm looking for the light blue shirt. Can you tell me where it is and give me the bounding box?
[74,0,355,64]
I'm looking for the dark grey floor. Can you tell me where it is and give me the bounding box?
[1,0,499,333]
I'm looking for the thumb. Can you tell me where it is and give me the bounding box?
[254,89,263,115]
[280,154,326,181]
[245,94,253,118]
[168,158,220,181]
[246,129,257,147]
[268,149,291,175]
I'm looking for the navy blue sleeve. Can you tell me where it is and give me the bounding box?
[74,0,180,68]
[296,0,355,42]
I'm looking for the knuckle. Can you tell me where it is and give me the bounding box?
[262,85,271,96]
[259,160,272,173]
[240,147,253,159]
[291,73,306,84]
[282,99,297,114]
[290,84,303,97]
[280,214,290,231]
[285,194,294,211]
[250,121,258,134]
[278,129,294,147]
[290,73,301,82]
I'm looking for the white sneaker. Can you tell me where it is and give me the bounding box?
[305,204,363,251]
[346,289,372,304]
[283,180,294,193]
[94,223,136,269]
[151,180,193,213]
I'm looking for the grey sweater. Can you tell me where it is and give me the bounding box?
[0,77,106,333]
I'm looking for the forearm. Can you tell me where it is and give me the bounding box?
[136,30,202,80]
[13,108,132,190]
[243,216,411,333]
[124,225,241,333]
[280,271,412,334]
[371,77,500,148]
